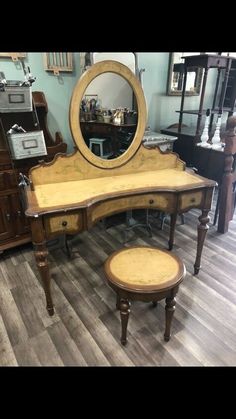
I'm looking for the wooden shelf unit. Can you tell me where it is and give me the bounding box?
[0,91,67,253]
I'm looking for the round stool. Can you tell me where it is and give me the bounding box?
[104,246,186,345]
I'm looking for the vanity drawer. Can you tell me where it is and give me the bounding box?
[44,212,83,237]
[90,193,176,224]
[179,191,203,210]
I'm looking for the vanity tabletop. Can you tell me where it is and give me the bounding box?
[25,168,215,215]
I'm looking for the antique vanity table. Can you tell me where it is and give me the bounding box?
[22,60,216,316]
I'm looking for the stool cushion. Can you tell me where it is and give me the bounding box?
[104,246,185,292]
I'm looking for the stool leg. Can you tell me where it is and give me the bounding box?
[164,297,176,342]
[120,299,131,345]
[169,213,177,250]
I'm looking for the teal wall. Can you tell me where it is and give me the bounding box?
[0,52,219,153]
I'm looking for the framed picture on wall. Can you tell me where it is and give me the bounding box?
[167,53,203,96]
[43,53,73,75]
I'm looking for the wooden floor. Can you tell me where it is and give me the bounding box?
[0,203,236,366]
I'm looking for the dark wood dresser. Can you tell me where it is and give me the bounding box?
[0,91,67,253]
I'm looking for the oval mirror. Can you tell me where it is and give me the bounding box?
[80,72,138,159]
[70,60,147,169]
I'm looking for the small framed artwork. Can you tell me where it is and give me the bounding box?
[43,53,73,75]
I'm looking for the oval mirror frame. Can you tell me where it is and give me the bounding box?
[69,60,147,169]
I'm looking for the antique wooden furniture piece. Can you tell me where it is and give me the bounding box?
[217,116,236,233]
[162,54,236,166]
[161,54,236,234]
[0,91,67,252]
[22,60,216,316]
[177,54,235,141]
[181,117,236,233]
[161,125,236,233]
[104,246,186,345]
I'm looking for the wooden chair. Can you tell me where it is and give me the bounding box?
[104,246,186,345]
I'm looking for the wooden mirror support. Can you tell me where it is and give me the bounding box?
[69,60,147,169]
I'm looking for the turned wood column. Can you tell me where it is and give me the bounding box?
[30,217,54,316]
[169,212,177,250]
[164,295,176,342]
[218,116,236,233]
[209,68,221,134]
[120,299,131,345]
[196,67,208,138]
[178,68,188,133]
[194,209,210,275]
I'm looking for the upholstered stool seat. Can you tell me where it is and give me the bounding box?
[104,246,186,345]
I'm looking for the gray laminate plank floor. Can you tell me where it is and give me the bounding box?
[0,205,236,366]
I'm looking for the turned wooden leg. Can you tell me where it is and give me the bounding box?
[120,299,131,345]
[35,243,54,316]
[164,297,176,341]
[213,188,220,226]
[194,209,210,275]
[169,213,177,250]
[116,294,121,310]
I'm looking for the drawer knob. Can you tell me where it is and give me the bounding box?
[149,199,154,204]
[190,198,196,203]
[62,220,68,227]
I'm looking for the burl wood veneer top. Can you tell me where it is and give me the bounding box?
[32,169,209,210]
[104,246,186,291]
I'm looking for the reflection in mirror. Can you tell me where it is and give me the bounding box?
[167,53,203,96]
[80,72,138,159]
